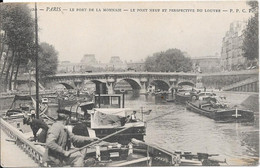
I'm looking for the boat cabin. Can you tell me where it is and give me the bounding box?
[89,108,146,144]
[198,92,216,101]
[94,94,125,108]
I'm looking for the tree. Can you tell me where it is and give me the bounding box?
[144,49,193,72]
[38,42,58,80]
[144,52,159,72]
[0,4,34,90]
[242,1,259,61]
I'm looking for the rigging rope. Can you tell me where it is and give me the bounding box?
[145,107,184,122]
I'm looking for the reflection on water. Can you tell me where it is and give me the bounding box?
[124,93,259,166]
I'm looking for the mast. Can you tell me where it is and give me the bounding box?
[35,3,40,119]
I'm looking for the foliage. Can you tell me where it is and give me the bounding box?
[0,4,35,90]
[1,4,34,55]
[144,49,192,72]
[38,42,58,79]
[0,4,58,90]
[242,1,259,61]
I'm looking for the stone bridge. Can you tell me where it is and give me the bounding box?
[43,72,197,94]
[15,70,258,94]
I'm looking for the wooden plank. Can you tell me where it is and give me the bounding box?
[110,157,150,167]
[180,159,202,166]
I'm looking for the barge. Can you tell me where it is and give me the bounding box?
[186,96,254,122]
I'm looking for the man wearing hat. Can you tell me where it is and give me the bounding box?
[23,115,49,143]
[43,109,99,167]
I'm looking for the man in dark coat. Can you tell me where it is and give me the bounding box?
[43,110,99,167]
[23,116,49,143]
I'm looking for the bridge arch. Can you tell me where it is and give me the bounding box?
[149,80,170,91]
[90,79,106,85]
[58,83,75,89]
[115,78,142,90]
[177,80,195,87]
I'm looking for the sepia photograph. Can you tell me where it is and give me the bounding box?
[0,1,259,167]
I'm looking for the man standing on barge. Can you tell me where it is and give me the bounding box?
[43,110,99,167]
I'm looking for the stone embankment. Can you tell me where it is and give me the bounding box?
[217,91,259,113]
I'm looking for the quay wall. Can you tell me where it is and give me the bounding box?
[200,70,258,92]
[0,96,14,113]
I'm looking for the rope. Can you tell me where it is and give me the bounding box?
[145,108,183,122]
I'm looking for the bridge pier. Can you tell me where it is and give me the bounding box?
[140,82,147,94]
[132,89,140,96]
[106,78,116,94]
[107,83,114,94]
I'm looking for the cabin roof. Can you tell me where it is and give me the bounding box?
[93,108,135,115]
[95,94,123,97]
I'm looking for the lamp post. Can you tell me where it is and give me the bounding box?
[29,69,31,96]
[27,60,32,96]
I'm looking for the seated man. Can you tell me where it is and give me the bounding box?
[43,110,99,167]
[129,111,137,122]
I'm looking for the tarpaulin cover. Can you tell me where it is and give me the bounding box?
[91,108,135,128]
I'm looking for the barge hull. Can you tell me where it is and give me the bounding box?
[186,101,254,122]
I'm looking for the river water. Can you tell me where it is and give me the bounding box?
[123,94,259,166]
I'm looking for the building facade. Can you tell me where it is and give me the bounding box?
[221,21,247,71]
[58,55,128,73]
[107,56,127,70]
[81,54,98,66]
[126,59,145,71]
[191,55,221,73]
[57,61,84,73]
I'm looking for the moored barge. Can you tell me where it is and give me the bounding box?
[175,90,198,104]
[186,97,254,122]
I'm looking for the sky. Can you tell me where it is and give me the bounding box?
[28,1,252,63]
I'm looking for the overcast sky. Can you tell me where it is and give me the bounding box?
[30,1,252,63]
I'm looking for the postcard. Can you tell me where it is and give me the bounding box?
[0,1,259,167]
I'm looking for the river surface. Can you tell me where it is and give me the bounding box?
[123,94,259,166]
